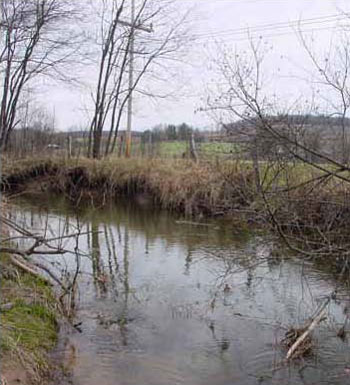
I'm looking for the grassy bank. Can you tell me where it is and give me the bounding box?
[0,252,59,385]
[2,157,257,217]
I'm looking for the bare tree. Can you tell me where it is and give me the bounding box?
[299,30,350,164]
[7,103,61,157]
[207,36,350,262]
[87,0,188,159]
[0,0,79,151]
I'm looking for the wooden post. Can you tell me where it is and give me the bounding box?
[118,135,124,157]
[67,135,72,159]
[189,132,198,162]
[148,132,152,158]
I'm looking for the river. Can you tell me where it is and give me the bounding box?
[9,195,350,385]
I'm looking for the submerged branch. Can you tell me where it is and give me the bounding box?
[286,296,330,360]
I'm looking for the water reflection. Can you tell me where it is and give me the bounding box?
[9,195,350,385]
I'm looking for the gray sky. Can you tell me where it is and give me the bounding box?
[43,0,350,131]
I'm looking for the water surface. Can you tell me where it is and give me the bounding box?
[10,195,350,385]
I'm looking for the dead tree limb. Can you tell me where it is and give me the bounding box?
[286,296,330,360]
[9,254,52,286]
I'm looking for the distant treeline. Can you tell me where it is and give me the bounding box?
[142,123,207,142]
[227,114,350,131]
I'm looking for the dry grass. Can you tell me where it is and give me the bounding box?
[2,157,257,216]
[5,155,350,260]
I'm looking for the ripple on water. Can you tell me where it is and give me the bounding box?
[74,352,192,385]
[312,329,350,384]
[243,345,284,380]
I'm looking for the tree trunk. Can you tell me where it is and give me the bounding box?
[251,136,262,195]
[93,131,102,159]
[189,132,198,162]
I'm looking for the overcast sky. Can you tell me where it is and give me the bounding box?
[43,0,350,131]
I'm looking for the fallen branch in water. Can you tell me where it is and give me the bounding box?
[9,254,52,286]
[175,220,215,227]
[32,260,68,291]
[1,212,87,309]
[8,253,69,291]
[286,296,330,360]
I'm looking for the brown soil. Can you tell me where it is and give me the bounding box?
[1,360,30,385]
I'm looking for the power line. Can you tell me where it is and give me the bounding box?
[196,24,342,45]
[192,13,348,40]
[177,0,283,4]
[181,0,301,22]
[143,22,341,45]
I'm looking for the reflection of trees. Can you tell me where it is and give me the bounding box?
[14,194,252,255]
[91,220,107,296]
[185,246,193,275]
[246,269,253,288]
[116,221,122,244]
[145,232,150,255]
[90,219,131,346]
[104,224,120,299]
[119,226,130,346]
[123,227,130,300]
[208,321,231,356]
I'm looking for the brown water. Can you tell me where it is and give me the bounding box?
[10,196,350,385]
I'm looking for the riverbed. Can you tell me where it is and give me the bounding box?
[10,195,350,385]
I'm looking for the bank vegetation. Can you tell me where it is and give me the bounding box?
[2,155,350,271]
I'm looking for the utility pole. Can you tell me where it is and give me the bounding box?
[125,0,135,158]
[124,0,152,157]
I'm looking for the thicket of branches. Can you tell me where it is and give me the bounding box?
[207,31,350,263]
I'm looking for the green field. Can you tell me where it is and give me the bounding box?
[150,140,242,159]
